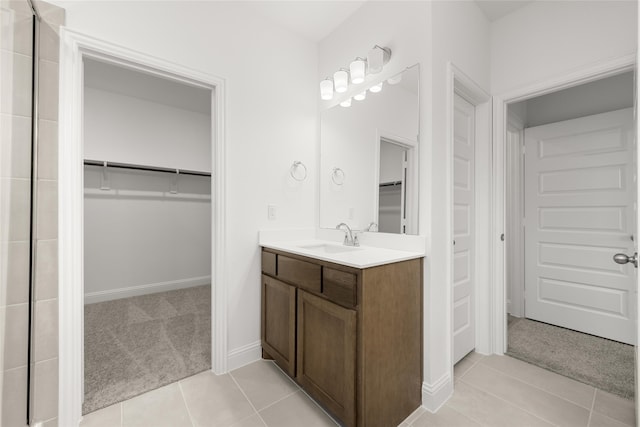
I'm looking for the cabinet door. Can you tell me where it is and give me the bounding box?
[297,290,356,427]
[262,275,296,377]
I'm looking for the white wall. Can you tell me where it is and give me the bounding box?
[491,0,637,95]
[84,168,211,303]
[379,141,405,183]
[53,0,318,365]
[84,87,211,172]
[319,0,491,410]
[428,0,491,410]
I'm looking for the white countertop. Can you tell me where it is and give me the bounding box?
[260,238,424,269]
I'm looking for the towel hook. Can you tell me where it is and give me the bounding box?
[290,161,307,181]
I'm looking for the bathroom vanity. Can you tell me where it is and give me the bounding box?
[260,241,423,427]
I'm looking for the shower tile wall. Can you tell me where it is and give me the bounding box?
[1,1,63,426]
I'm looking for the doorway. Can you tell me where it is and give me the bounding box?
[81,58,214,413]
[58,30,227,426]
[376,135,417,234]
[502,70,636,398]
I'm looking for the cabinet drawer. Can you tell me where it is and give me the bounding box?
[262,250,277,276]
[278,255,321,293]
[323,268,357,308]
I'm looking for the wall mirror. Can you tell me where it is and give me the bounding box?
[319,64,420,234]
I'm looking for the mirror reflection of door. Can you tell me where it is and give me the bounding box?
[378,138,409,234]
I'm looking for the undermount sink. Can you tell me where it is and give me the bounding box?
[297,243,363,254]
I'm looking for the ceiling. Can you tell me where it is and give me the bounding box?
[249,1,366,42]
[84,58,211,114]
[249,0,534,43]
[475,0,534,21]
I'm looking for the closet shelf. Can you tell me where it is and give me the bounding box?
[84,159,211,177]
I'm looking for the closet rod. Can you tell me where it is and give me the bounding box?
[84,159,211,177]
[379,180,402,187]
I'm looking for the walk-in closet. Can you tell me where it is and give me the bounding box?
[82,58,212,414]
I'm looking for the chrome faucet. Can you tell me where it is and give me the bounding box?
[365,222,378,232]
[336,223,359,246]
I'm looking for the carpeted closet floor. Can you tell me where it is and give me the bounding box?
[83,285,211,415]
[507,315,634,400]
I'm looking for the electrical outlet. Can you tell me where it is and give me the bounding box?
[268,205,277,220]
[349,207,355,220]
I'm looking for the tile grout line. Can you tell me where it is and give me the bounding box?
[228,369,270,426]
[296,386,341,426]
[587,388,596,427]
[177,381,196,427]
[459,378,562,427]
[445,404,487,427]
[477,357,596,410]
[457,355,483,380]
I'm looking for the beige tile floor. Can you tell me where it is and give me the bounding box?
[80,354,635,427]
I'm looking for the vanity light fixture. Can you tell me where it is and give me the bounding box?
[349,58,366,84]
[367,45,391,74]
[320,78,334,100]
[340,98,352,107]
[334,69,349,93]
[354,91,366,101]
[369,82,383,93]
[319,45,391,100]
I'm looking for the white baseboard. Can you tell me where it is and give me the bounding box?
[84,276,211,304]
[421,372,453,413]
[227,340,262,371]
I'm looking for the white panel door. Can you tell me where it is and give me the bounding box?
[453,93,476,363]
[525,108,636,344]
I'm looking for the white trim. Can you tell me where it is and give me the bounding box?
[505,113,525,318]
[446,62,493,370]
[421,373,453,413]
[492,53,637,354]
[58,28,227,426]
[84,276,211,304]
[227,341,262,372]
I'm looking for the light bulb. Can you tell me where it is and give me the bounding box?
[354,91,366,101]
[369,82,383,93]
[349,58,366,84]
[320,78,333,100]
[334,69,349,93]
[340,98,352,107]
[367,45,391,74]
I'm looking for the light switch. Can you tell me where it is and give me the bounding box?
[268,205,277,220]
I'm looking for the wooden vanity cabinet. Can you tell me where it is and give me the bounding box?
[261,247,423,427]
[261,275,296,377]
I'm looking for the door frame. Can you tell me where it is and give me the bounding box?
[58,29,227,425]
[492,53,637,354]
[446,62,492,368]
